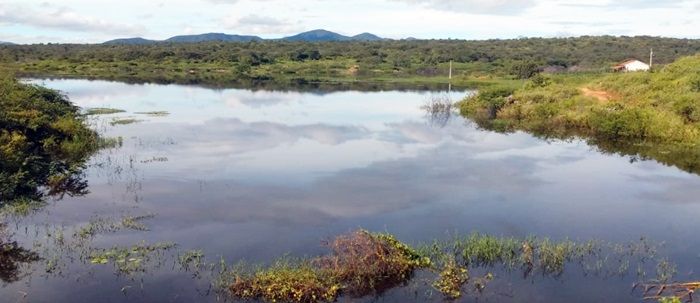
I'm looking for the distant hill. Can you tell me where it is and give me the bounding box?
[104,37,157,45]
[0,41,15,45]
[101,30,384,44]
[165,33,262,43]
[351,33,384,41]
[282,29,384,42]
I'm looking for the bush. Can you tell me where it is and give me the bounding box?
[228,230,431,302]
[510,60,540,79]
[0,73,98,206]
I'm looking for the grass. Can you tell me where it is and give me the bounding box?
[74,214,154,239]
[459,55,700,174]
[221,230,670,302]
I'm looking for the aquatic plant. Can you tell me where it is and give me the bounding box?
[84,108,125,115]
[227,230,431,302]
[178,250,205,270]
[109,118,142,126]
[229,259,341,303]
[74,214,154,239]
[88,241,176,275]
[316,230,431,295]
[432,255,469,299]
[421,94,454,127]
[134,111,169,116]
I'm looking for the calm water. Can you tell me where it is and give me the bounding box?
[3,79,700,302]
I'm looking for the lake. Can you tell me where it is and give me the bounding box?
[2,78,700,302]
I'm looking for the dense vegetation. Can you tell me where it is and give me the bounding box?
[1,36,699,86]
[0,73,99,208]
[221,229,671,303]
[460,55,700,174]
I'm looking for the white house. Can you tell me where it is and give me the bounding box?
[613,59,650,72]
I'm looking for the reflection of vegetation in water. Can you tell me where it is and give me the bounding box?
[134,111,169,117]
[421,93,454,128]
[460,55,700,175]
[0,73,100,207]
[635,282,700,303]
[0,223,40,283]
[84,108,126,115]
[109,118,142,126]
[219,230,672,302]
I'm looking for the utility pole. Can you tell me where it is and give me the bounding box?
[649,48,654,69]
[449,60,453,80]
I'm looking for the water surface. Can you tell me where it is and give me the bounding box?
[3,79,700,302]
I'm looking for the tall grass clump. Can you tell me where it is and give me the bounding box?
[226,230,431,303]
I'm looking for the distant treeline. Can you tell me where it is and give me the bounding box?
[2,36,699,84]
[3,36,697,67]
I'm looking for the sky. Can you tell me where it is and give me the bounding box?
[0,0,699,44]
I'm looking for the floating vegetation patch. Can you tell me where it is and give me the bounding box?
[74,214,154,239]
[109,118,142,126]
[134,111,169,117]
[84,108,126,115]
[220,230,672,303]
[141,156,168,163]
[88,241,176,275]
[225,230,430,303]
[432,255,469,299]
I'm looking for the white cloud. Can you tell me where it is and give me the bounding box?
[0,0,699,43]
[390,0,537,15]
[222,14,302,34]
[0,3,145,35]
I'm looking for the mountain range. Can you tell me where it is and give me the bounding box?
[0,41,15,45]
[103,29,384,45]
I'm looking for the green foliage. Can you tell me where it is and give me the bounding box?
[0,72,99,207]
[229,259,341,303]
[226,230,431,303]
[510,60,540,79]
[3,36,700,85]
[432,255,469,299]
[88,241,176,274]
[460,55,700,174]
[84,107,125,115]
